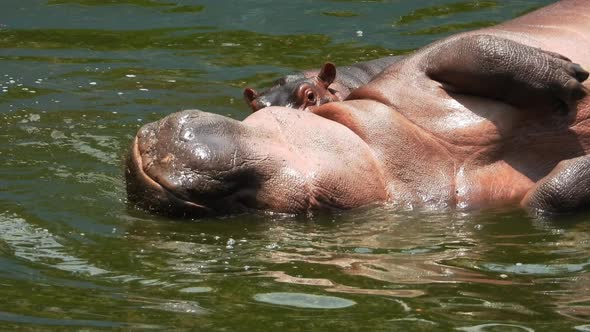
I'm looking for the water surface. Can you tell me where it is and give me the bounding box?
[4,0,590,331]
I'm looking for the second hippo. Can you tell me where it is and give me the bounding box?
[243,56,403,112]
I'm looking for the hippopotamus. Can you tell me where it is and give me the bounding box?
[126,0,590,218]
[243,56,402,112]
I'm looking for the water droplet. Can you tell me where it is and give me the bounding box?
[265,243,280,250]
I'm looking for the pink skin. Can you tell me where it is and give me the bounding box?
[126,0,590,217]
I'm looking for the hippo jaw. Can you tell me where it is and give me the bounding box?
[126,136,213,217]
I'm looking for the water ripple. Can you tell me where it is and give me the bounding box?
[0,212,107,276]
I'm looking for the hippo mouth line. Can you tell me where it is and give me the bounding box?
[128,137,213,215]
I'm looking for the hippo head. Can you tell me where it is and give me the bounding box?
[244,62,338,112]
[125,106,388,217]
[126,111,273,217]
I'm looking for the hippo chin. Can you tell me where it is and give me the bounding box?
[126,0,590,218]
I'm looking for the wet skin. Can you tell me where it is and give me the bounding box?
[126,0,590,217]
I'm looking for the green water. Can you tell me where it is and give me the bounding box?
[3,0,590,330]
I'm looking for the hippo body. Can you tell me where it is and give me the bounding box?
[244,56,403,112]
[126,0,590,217]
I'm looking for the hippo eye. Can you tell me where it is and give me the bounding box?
[306,90,316,103]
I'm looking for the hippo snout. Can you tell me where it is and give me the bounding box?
[126,110,264,217]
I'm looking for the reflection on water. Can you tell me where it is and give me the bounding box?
[115,207,590,329]
[254,292,357,309]
[0,213,108,275]
[1,0,585,330]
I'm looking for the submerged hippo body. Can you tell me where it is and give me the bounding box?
[126,0,590,217]
[244,56,402,112]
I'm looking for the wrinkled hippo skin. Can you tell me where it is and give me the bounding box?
[243,56,402,112]
[126,0,590,217]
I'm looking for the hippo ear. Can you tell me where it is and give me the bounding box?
[318,62,336,87]
[243,88,258,102]
[243,88,261,112]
